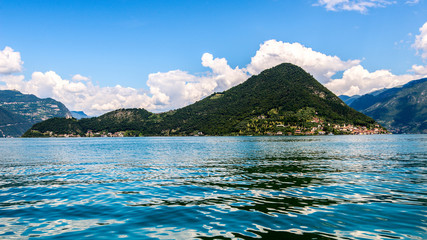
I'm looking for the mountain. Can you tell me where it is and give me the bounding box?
[0,90,72,137]
[347,78,426,134]
[24,63,384,137]
[339,95,361,105]
[71,111,89,119]
[0,107,34,137]
[0,90,72,122]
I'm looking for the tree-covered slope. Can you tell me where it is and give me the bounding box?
[24,63,382,137]
[25,108,156,137]
[349,78,427,134]
[79,108,155,133]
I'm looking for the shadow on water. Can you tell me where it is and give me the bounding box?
[199,229,344,240]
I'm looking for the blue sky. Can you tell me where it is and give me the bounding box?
[0,0,426,115]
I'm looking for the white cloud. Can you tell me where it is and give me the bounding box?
[325,65,423,95]
[150,40,408,104]
[72,74,90,81]
[413,21,427,58]
[411,64,427,75]
[145,40,362,111]
[248,39,427,96]
[315,0,395,13]
[146,53,248,111]
[0,71,155,116]
[0,47,23,74]
[1,38,426,114]
[201,53,249,92]
[246,40,360,83]
[0,53,249,115]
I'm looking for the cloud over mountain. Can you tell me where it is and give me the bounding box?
[146,53,248,111]
[246,40,360,83]
[324,65,416,96]
[1,27,427,115]
[0,71,154,115]
[0,48,250,115]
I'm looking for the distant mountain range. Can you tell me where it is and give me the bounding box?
[23,63,385,137]
[0,90,72,137]
[339,78,426,134]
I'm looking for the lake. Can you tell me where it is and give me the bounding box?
[0,135,426,239]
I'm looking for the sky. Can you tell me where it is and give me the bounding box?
[0,0,427,115]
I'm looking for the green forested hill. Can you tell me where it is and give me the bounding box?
[24,63,382,137]
[146,63,376,135]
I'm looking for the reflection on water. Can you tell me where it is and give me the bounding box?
[0,135,426,239]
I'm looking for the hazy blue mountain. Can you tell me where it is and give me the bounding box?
[71,111,89,119]
[0,90,72,137]
[348,78,427,134]
[0,107,34,137]
[339,95,361,105]
[24,63,383,137]
[0,107,24,125]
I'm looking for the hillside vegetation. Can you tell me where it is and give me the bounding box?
[24,63,384,137]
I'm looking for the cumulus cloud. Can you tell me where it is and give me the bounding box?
[324,65,420,95]
[411,64,427,75]
[1,38,426,114]
[315,0,395,13]
[413,21,427,58]
[201,53,249,91]
[0,47,23,74]
[0,53,249,115]
[146,40,362,111]
[72,74,90,81]
[146,53,248,111]
[0,71,155,116]
[246,39,427,96]
[246,40,360,83]
[246,34,427,96]
[321,20,425,96]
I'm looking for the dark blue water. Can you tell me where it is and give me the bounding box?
[0,135,426,239]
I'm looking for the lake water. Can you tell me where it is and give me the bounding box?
[0,135,426,239]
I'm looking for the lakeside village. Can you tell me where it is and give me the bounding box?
[37,116,388,138]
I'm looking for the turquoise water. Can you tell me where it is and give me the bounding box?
[0,135,426,239]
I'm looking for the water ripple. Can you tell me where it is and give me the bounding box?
[0,135,426,239]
